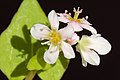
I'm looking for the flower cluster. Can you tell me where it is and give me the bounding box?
[30,7,111,67]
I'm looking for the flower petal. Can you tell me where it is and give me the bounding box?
[70,21,83,32]
[59,24,74,40]
[67,33,80,45]
[57,13,70,23]
[30,24,50,40]
[80,24,97,34]
[88,35,111,55]
[44,44,59,64]
[61,41,75,59]
[81,49,100,66]
[82,58,87,67]
[48,10,59,30]
[81,17,92,25]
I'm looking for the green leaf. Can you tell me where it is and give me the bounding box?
[27,46,52,70]
[38,53,70,80]
[27,54,42,70]
[0,0,49,79]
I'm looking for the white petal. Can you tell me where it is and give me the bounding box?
[72,33,80,40]
[59,24,74,40]
[61,41,75,59]
[44,44,59,64]
[30,24,50,40]
[57,13,69,23]
[48,10,59,30]
[67,33,80,45]
[82,58,87,67]
[81,18,92,25]
[81,24,97,34]
[81,49,100,66]
[88,35,111,55]
[70,21,83,32]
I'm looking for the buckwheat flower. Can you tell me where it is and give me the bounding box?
[76,34,111,67]
[57,7,97,34]
[30,10,75,64]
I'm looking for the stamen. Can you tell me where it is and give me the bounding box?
[69,13,71,15]
[41,41,50,45]
[85,16,88,19]
[73,7,77,12]
[50,30,61,45]
[65,10,68,13]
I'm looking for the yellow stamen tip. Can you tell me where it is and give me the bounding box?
[50,30,61,45]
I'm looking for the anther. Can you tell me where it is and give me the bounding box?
[65,10,68,13]
[85,16,88,19]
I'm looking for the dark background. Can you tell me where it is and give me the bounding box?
[0,0,119,80]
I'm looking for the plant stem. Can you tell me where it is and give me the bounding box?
[25,70,37,80]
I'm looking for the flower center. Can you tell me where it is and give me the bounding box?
[50,30,61,45]
[67,7,83,23]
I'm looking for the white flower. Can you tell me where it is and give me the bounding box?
[57,7,97,34]
[76,34,111,67]
[30,10,75,64]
